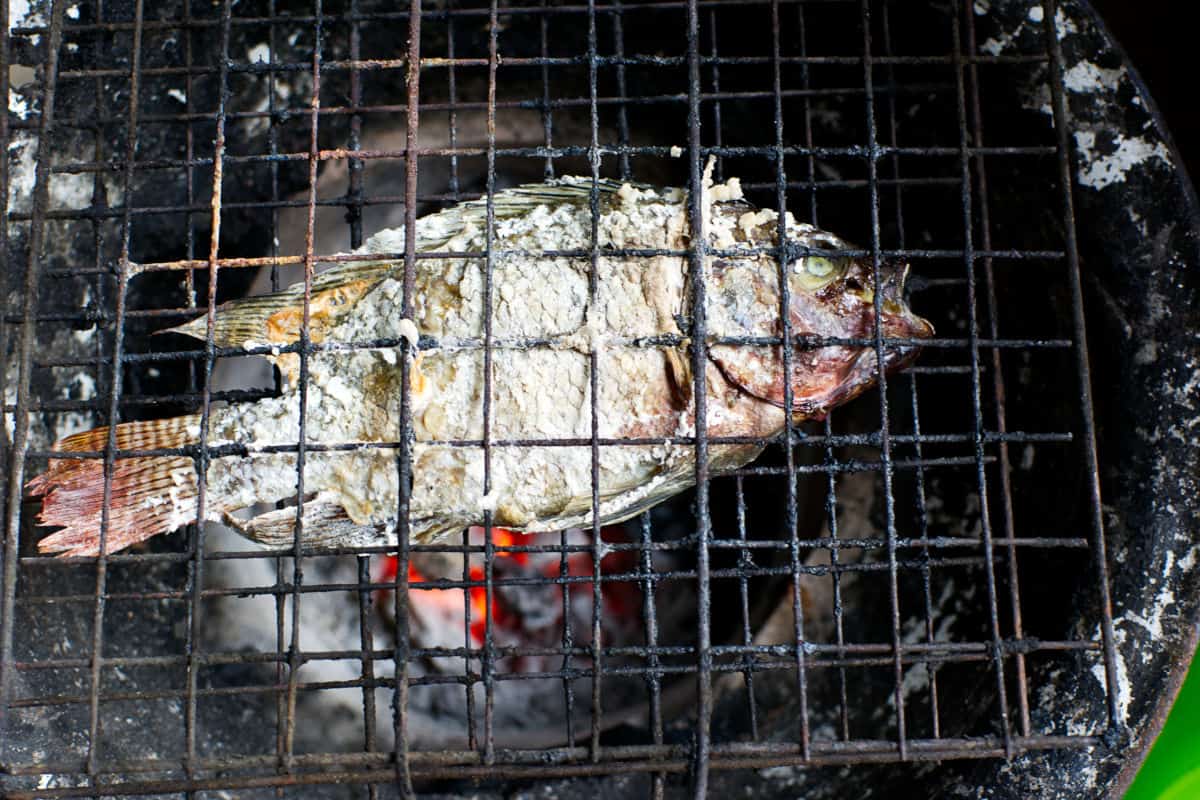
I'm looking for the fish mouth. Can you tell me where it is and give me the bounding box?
[844,259,935,341]
[848,269,933,416]
[878,259,935,342]
[784,262,933,419]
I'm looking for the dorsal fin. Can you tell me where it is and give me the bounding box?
[160,178,645,350]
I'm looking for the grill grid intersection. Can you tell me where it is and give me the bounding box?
[0,0,1123,796]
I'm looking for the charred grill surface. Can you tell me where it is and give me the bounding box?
[4,1,1199,799]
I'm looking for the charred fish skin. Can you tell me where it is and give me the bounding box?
[27,166,933,557]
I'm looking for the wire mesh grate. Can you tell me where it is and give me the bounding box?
[1,0,1121,796]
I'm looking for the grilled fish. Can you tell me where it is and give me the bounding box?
[28,163,933,557]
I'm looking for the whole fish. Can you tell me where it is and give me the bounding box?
[28,164,933,557]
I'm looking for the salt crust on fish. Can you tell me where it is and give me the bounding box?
[206,166,789,546]
[29,160,932,556]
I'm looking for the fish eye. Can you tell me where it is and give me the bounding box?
[805,257,838,277]
[791,255,848,290]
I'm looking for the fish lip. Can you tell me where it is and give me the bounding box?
[908,313,936,339]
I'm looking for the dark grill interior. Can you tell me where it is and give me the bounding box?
[1,0,1128,796]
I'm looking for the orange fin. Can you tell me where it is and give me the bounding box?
[27,414,203,558]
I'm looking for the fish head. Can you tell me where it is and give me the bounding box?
[707,230,934,420]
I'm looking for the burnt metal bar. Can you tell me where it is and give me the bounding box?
[964,0,1032,739]
[0,0,27,554]
[38,51,1047,79]
[859,0,908,760]
[14,330,1079,361]
[683,0,714,793]
[258,1,292,782]
[7,633,1099,673]
[19,142,1058,190]
[612,0,633,181]
[183,0,233,787]
[345,6,382,794]
[538,0,555,180]
[44,245,1064,271]
[276,0,327,777]
[822,409,854,741]
[950,0,1014,758]
[181,3,213,784]
[770,0,812,763]
[585,0,606,765]
[708,8,724,186]
[0,735,1105,799]
[392,0,423,791]
[0,0,11,692]
[1040,0,1122,738]
[879,0,942,742]
[0,730,1104,781]
[4,634,1105,706]
[797,0,855,747]
[21,428,1074,463]
[11,529,1087,578]
[9,552,1093,608]
[639,511,667,800]
[733,476,760,739]
[440,0,480,752]
[86,0,147,788]
[4,0,1077,33]
[0,0,69,739]
[446,0,463,196]
[906,372,944,738]
[548,0,575,752]
[347,0,367,254]
[480,0,501,766]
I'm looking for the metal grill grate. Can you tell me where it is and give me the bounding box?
[1,0,1122,796]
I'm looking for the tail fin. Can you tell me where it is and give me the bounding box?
[27,414,203,558]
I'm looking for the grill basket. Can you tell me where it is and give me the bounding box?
[3,0,1199,797]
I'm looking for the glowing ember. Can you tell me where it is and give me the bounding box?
[374,526,642,673]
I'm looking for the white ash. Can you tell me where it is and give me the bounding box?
[8,132,122,213]
[8,0,44,32]
[1062,61,1125,94]
[990,0,1169,197]
[9,89,28,118]
[198,524,675,751]
[247,42,271,63]
[1089,623,1131,727]
[4,323,101,448]
[1072,129,1171,191]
